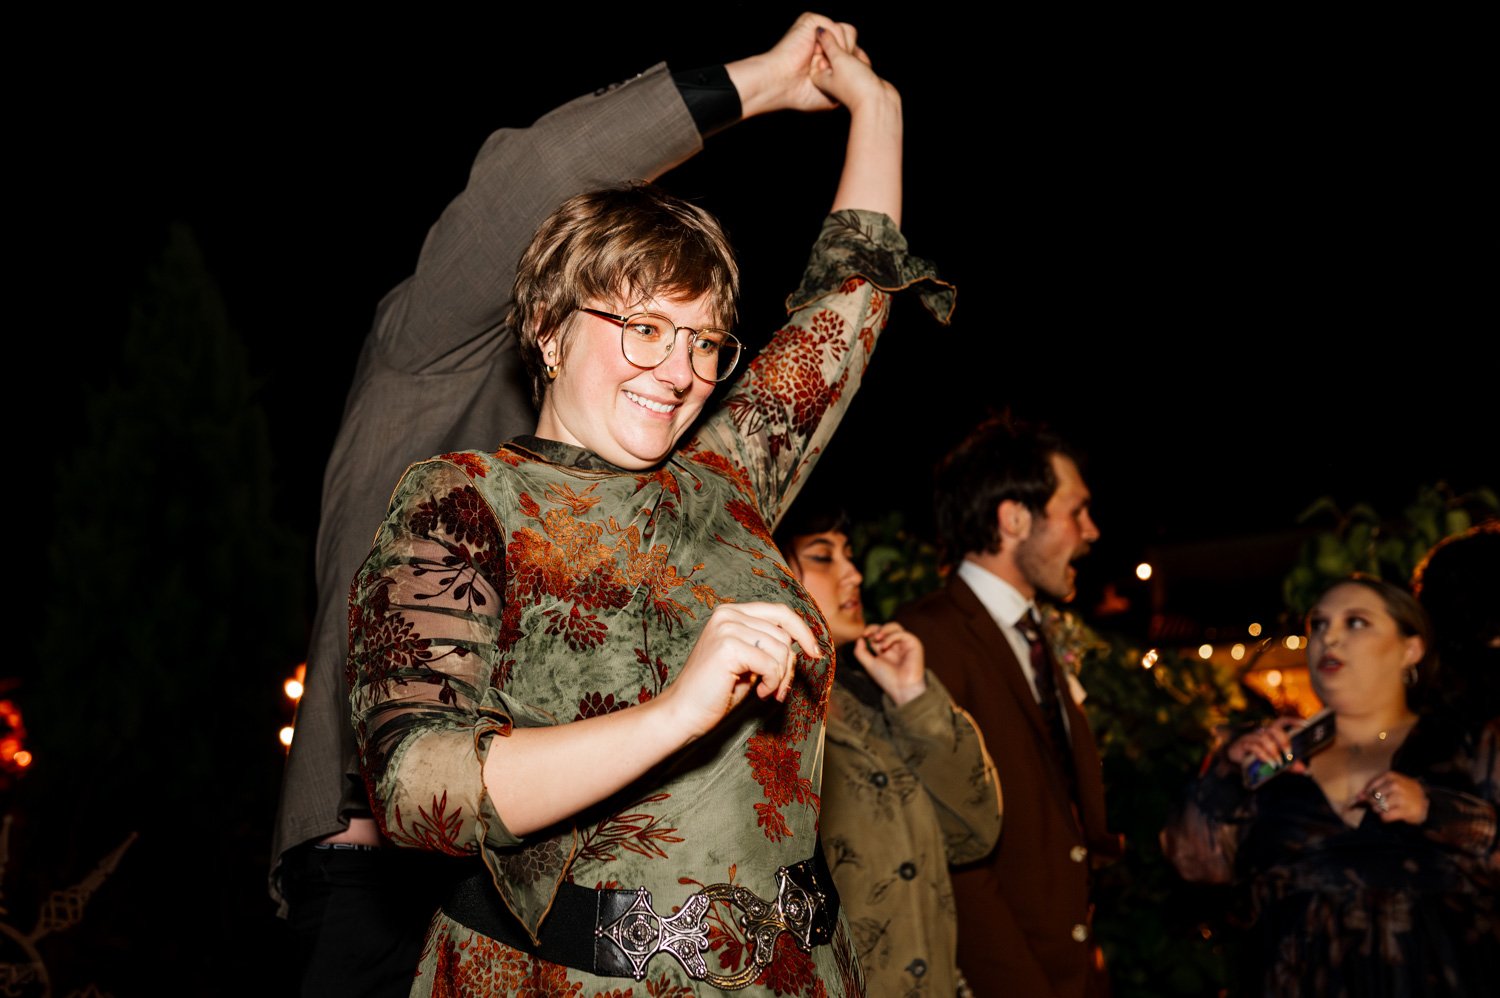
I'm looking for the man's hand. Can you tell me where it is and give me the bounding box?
[727,12,859,119]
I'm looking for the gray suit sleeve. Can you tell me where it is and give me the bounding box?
[373,62,704,374]
[272,62,710,905]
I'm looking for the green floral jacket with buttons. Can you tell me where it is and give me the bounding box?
[821,661,1000,998]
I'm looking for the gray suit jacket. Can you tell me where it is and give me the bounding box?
[270,64,702,910]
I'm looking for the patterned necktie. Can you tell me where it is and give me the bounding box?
[1016,612,1078,802]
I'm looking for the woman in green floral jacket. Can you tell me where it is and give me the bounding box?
[777,511,1001,997]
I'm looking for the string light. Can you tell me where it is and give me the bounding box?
[1135,563,1153,581]
[1265,670,1283,688]
[0,699,28,776]
[1248,622,1262,637]
[1231,643,1246,661]
[277,663,308,746]
[1198,644,1213,660]
[1284,635,1300,650]
[1141,648,1159,670]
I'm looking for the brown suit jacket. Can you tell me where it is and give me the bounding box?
[899,576,1115,998]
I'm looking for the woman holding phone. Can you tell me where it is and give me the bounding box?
[1164,575,1499,996]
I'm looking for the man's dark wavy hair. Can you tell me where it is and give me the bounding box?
[933,417,1077,567]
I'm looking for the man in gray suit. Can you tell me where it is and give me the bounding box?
[271,15,857,995]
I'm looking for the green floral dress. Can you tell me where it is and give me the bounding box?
[348,210,953,997]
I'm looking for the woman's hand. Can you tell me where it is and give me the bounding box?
[851,622,927,707]
[809,24,898,117]
[484,603,817,836]
[1358,771,1429,825]
[655,602,822,740]
[1225,717,1308,775]
[728,13,860,119]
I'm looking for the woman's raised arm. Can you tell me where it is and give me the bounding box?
[814,25,903,225]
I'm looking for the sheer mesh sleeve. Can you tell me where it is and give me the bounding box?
[1422,719,1500,873]
[349,458,554,856]
[1162,754,1254,885]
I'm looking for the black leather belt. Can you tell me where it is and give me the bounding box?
[443,848,839,989]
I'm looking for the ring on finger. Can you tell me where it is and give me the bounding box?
[1371,790,1390,813]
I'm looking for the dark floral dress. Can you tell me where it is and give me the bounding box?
[1167,717,1500,997]
[347,210,953,997]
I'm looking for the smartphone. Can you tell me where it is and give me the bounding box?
[1244,708,1336,789]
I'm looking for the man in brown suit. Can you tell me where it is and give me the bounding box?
[898,420,1118,997]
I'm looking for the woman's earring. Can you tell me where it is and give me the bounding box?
[1403,665,1418,687]
[545,353,559,380]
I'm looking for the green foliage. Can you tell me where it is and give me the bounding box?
[1282,484,1499,614]
[850,509,943,620]
[853,508,1270,997]
[32,224,306,838]
[1063,614,1268,998]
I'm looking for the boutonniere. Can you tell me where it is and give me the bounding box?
[1038,604,1109,676]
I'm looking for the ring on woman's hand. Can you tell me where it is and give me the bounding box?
[1371,790,1390,813]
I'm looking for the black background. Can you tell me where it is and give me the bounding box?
[9,5,1494,989]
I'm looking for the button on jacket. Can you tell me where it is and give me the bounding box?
[821,662,1001,997]
[900,577,1118,998]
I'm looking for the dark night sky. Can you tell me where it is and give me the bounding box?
[23,7,1495,635]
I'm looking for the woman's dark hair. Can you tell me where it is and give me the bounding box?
[1411,521,1500,726]
[1413,521,1500,657]
[773,507,851,574]
[932,417,1076,567]
[1312,574,1438,708]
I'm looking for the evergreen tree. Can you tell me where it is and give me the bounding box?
[24,224,304,991]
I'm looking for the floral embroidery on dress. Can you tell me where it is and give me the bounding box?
[395,789,468,855]
[576,792,684,865]
[725,307,850,461]
[441,451,491,479]
[747,732,820,843]
[349,210,952,993]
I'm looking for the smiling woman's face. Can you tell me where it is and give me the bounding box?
[1306,582,1424,713]
[534,291,718,470]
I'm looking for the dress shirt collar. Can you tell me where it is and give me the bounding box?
[957,559,1036,630]
[957,559,1085,712]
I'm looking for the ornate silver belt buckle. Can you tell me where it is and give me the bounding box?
[595,886,713,980]
[594,860,831,990]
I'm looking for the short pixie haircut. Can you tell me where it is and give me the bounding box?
[932,418,1077,566]
[509,182,740,408]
